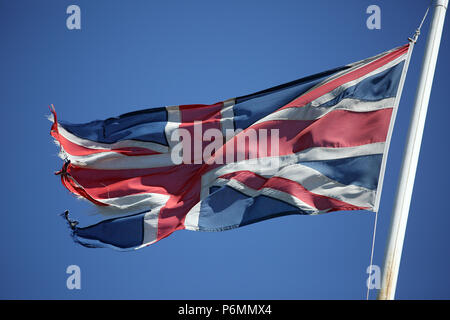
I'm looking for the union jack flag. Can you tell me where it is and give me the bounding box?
[50,44,411,250]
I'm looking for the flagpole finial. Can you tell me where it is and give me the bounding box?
[409,4,432,43]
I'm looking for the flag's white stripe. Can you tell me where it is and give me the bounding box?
[66,152,175,168]
[183,201,202,231]
[220,99,235,141]
[252,54,407,127]
[134,201,169,250]
[140,209,161,248]
[200,142,385,192]
[99,192,170,210]
[274,164,375,208]
[165,105,181,149]
[255,97,395,123]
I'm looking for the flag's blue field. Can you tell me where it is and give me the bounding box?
[0,0,449,299]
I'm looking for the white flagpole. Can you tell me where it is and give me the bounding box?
[378,0,448,300]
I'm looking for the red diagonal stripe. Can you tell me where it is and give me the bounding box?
[219,170,367,211]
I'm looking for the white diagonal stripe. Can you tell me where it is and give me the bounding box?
[253,54,406,127]
[253,97,395,123]
[66,152,176,168]
[165,105,181,149]
[100,192,170,210]
[200,142,385,191]
[274,164,375,208]
[220,99,236,141]
[211,178,327,214]
[183,201,202,231]
[51,120,169,154]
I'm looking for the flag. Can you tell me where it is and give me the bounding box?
[50,44,411,250]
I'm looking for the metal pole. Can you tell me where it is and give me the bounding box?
[378,0,448,300]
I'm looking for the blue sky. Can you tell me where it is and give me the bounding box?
[0,0,449,299]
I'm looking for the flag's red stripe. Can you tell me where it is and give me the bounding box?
[214,108,392,162]
[61,174,109,206]
[179,102,223,122]
[156,183,201,240]
[65,163,200,199]
[219,170,367,211]
[262,108,392,155]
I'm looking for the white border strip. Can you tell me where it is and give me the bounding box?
[373,44,415,212]
[220,99,236,141]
